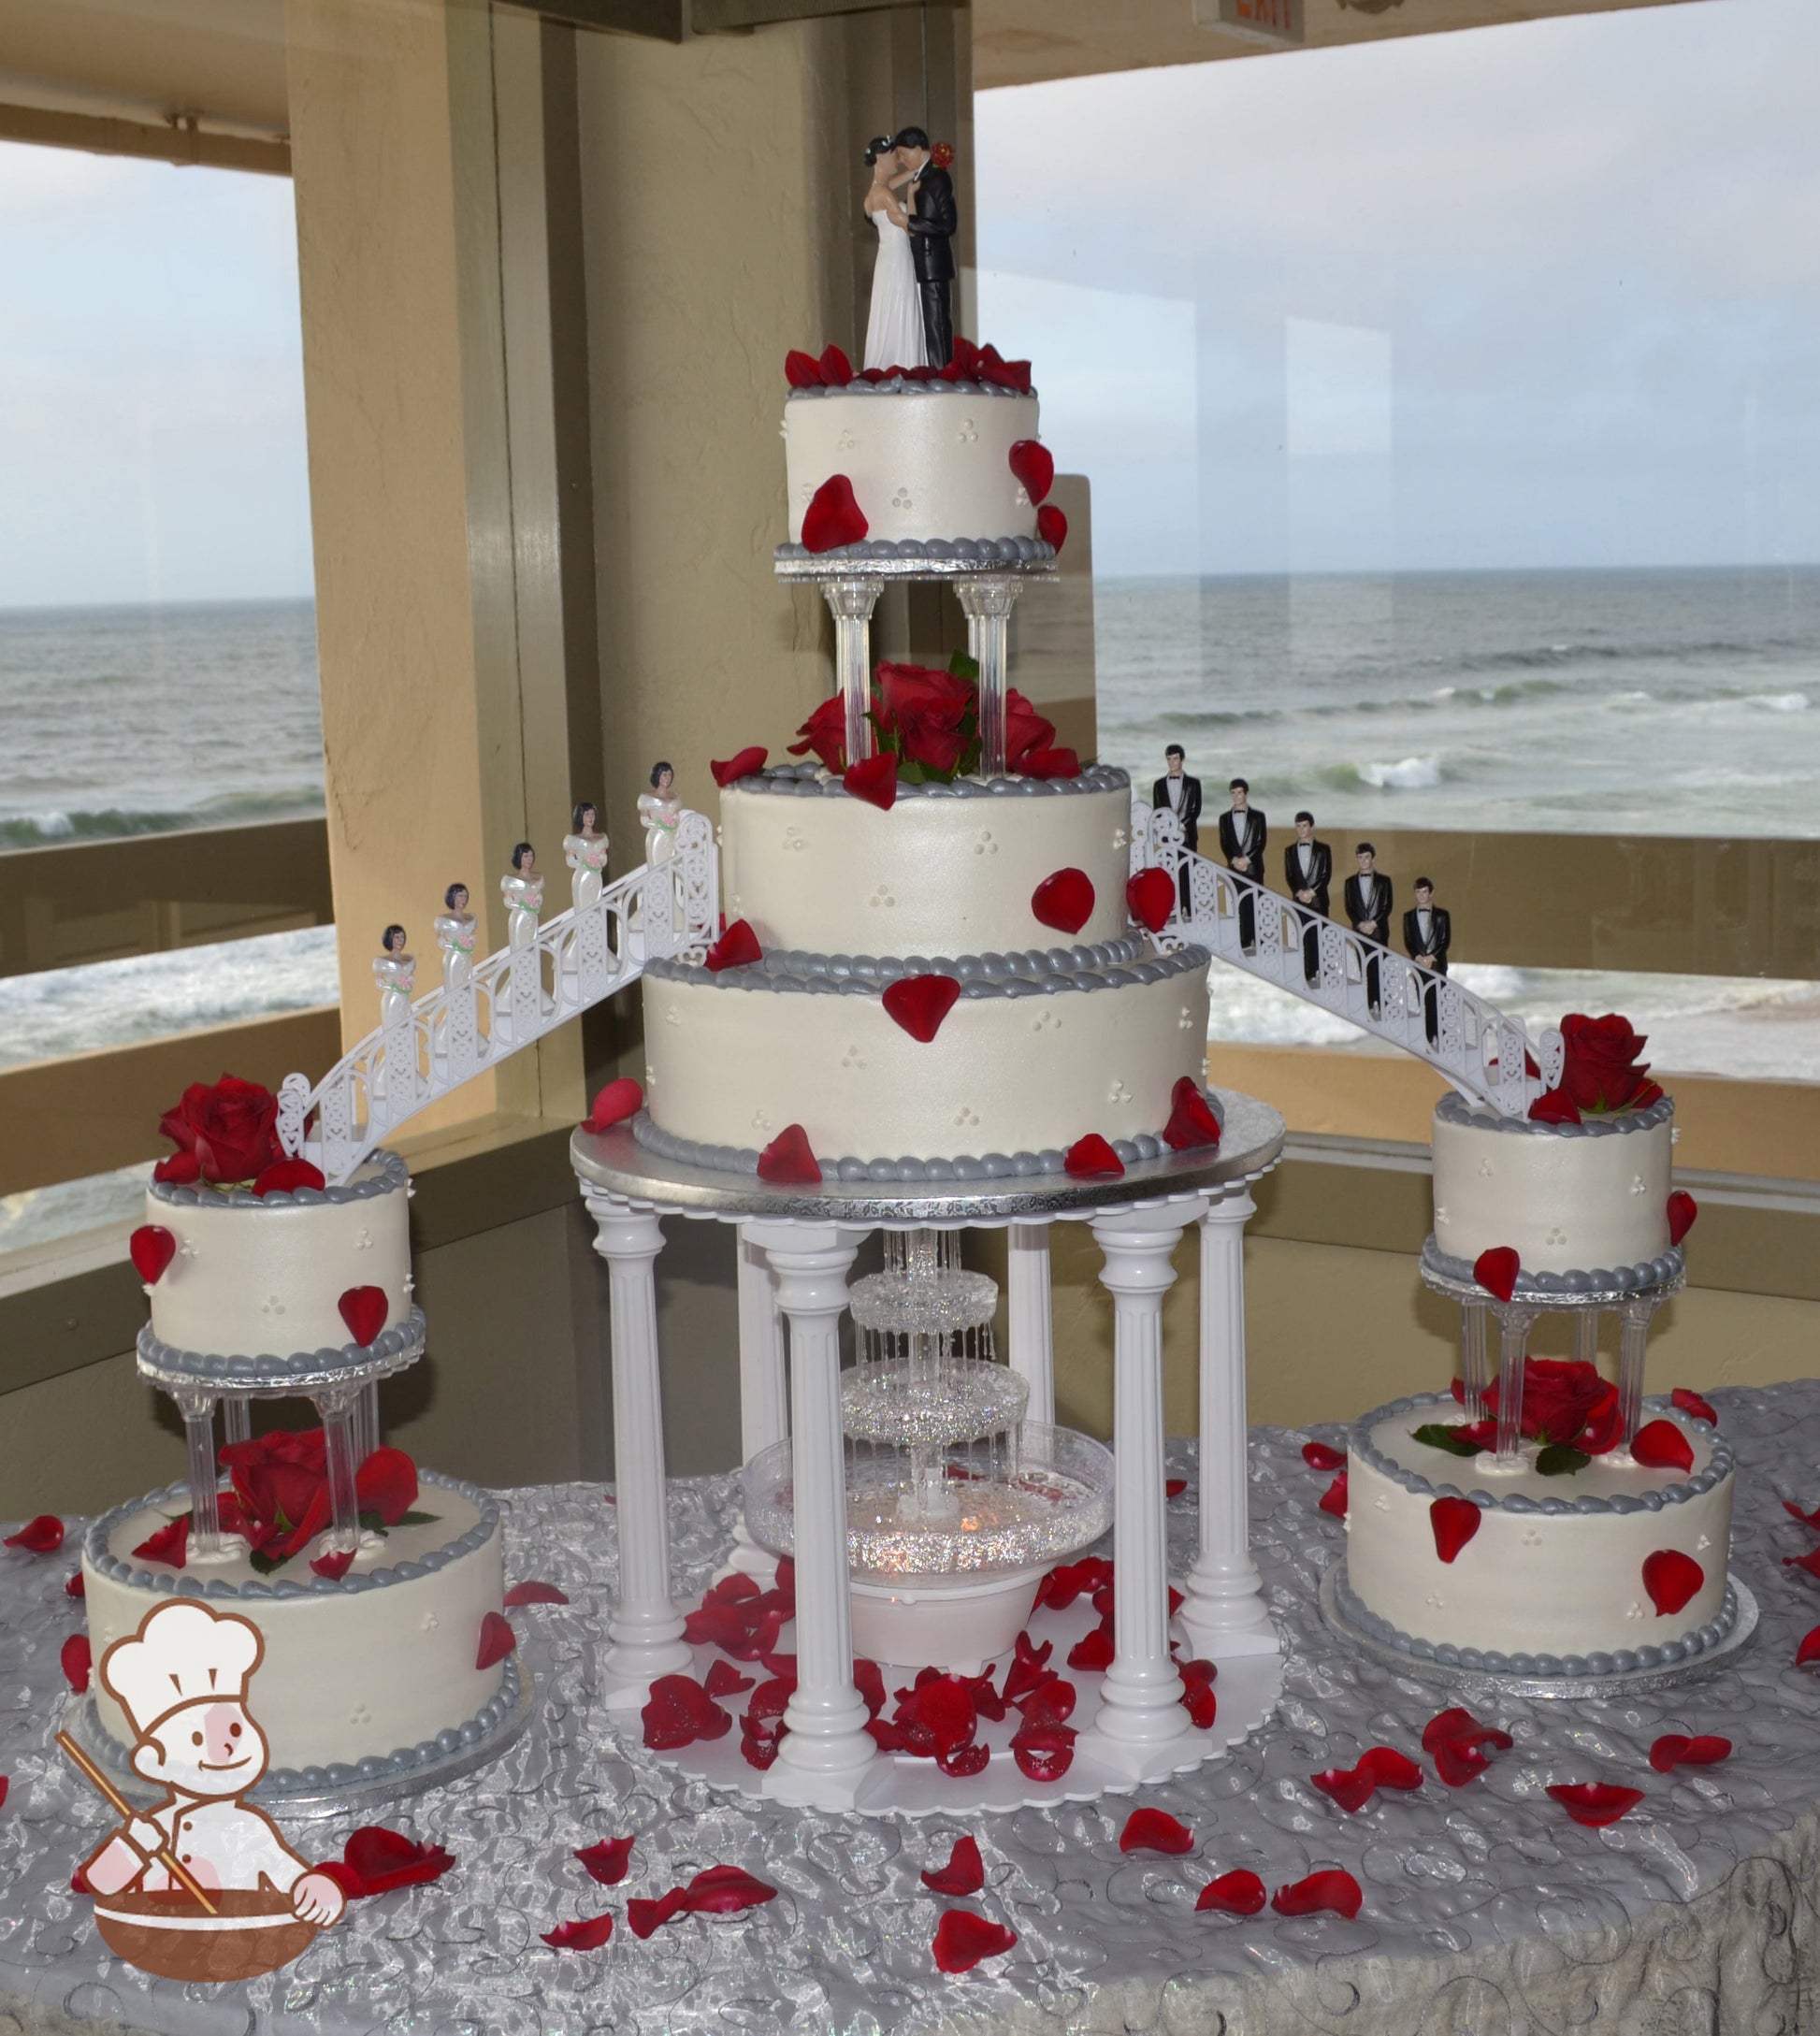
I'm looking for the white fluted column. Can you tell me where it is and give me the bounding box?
[585,1191,692,1707]
[724,1223,790,1581]
[1005,1221,1055,1425]
[1177,1188,1279,1662]
[1076,1197,1198,1782]
[744,1220,879,1811]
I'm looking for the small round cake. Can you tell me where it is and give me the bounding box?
[1337,1393,1736,1677]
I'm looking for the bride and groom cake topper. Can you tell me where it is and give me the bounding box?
[862,127,957,371]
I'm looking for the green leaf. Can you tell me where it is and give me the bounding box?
[357,1510,390,1537]
[1535,1444,1591,1478]
[247,1547,283,1575]
[947,649,979,682]
[396,1510,441,1528]
[1410,1423,1481,1457]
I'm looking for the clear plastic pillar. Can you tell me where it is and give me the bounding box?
[318,1388,364,1557]
[222,1394,252,1448]
[1494,1307,1538,1462]
[1459,1303,1491,1422]
[1616,1297,1659,1447]
[1573,1310,1599,1367]
[819,577,884,766]
[955,576,1022,775]
[176,1389,222,1555]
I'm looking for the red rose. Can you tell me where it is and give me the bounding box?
[1004,687,1057,773]
[1557,1014,1658,1115]
[158,1075,282,1185]
[787,694,847,773]
[1478,1357,1619,1453]
[874,661,975,777]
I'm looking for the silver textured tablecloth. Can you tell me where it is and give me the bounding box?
[4,1383,1819,2035]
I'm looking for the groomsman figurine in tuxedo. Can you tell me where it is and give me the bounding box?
[1283,809,1332,987]
[1153,744,1202,913]
[1218,778,1267,953]
[1403,876,1452,1045]
[893,126,957,368]
[1345,842,1393,1016]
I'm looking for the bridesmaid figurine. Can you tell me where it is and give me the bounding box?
[501,842,543,949]
[435,883,477,990]
[373,923,415,1022]
[563,801,610,913]
[638,762,681,867]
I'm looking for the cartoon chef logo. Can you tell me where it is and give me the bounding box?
[76,1600,343,1982]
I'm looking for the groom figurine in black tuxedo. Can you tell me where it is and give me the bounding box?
[1402,876,1452,1045]
[1218,779,1267,953]
[895,127,957,368]
[1152,744,1202,913]
[1283,810,1332,987]
[1345,843,1393,1017]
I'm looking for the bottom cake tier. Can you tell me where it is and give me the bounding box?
[81,1470,509,1785]
[1339,1393,1736,1677]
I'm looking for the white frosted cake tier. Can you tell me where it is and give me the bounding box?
[1339,1393,1736,1677]
[720,765,1134,956]
[144,1150,412,1362]
[783,384,1041,545]
[1431,1093,1674,1278]
[82,1473,507,1783]
[638,943,1210,1172]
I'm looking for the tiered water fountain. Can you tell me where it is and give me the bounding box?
[744,1229,1114,1671]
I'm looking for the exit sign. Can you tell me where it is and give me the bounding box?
[1193,0,1305,47]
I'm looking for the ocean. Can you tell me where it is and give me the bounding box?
[2,574,1817,1251]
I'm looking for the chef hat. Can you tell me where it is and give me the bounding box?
[100,1601,266,1740]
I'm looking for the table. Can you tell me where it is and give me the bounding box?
[3,1383,1819,2034]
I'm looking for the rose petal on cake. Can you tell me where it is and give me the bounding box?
[1125,866,1176,934]
[843,752,899,810]
[1163,1077,1222,1152]
[1547,1782,1645,1827]
[1031,867,1095,935]
[932,1909,1018,1974]
[152,1150,202,1184]
[574,1836,635,1884]
[1063,1134,1124,1180]
[1309,1764,1378,1813]
[1430,1496,1482,1564]
[757,1124,821,1185]
[338,1285,389,1348]
[504,1580,571,1606]
[1471,1248,1521,1304]
[1007,439,1055,504]
[1195,1869,1267,1916]
[1667,1191,1699,1246]
[310,1548,354,1581]
[1271,1870,1363,1919]
[784,349,822,388]
[1019,745,1081,780]
[131,1516,188,1567]
[1629,1420,1695,1474]
[802,473,868,552]
[1796,1625,1820,1667]
[1649,1733,1730,1773]
[1009,1720,1076,1782]
[1360,1747,1424,1792]
[355,1446,418,1525]
[1642,1549,1704,1616]
[1036,502,1068,553]
[681,1863,777,1915]
[1119,1808,1194,1855]
[128,1226,177,1287]
[710,745,767,788]
[61,1635,92,1694]
[921,1835,986,1896]
[1672,1388,1718,1426]
[582,1077,643,1132]
[1526,1087,1582,1125]
[704,918,762,974]
[1319,1469,1349,1519]
[627,1887,689,1938]
[476,1611,517,1669]
[542,1912,614,1951]
[4,1513,65,1554]
[251,1158,326,1197]
[881,974,961,1043]
[817,343,853,386]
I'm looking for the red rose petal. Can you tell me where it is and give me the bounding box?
[1548,1782,1645,1827]
[1031,867,1094,935]
[574,1836,634,1884]
[932,1909,1018,1974]
[1009,1721,1076,1782]
[504,1580,571,1606]
[1177,1657,1219,1731]
[705,919,762,973]
[1785,1498,1820,1531]
[1007,439,1054,504]
[1360,1747,1423,1792]
[785,349,821,388]
[881,974,961,1044]
[1163,1077,1221,1152]
[1319,1469,1349,1519]
[582,1077,643,1132]
[1165,1477,1188,1499]
[1271,1870,1363,1919]
[802,473,868,552]
[1126,867,1176,934]
[681,1863,777,1915]
[1526,1087,1582,1125]
[1472,1248,1521,1304]
[1643,1549,1704,1616]
[921,1835,985,1896]
[1036,502,1068,554]
[1667,1191,1698,1246]
[128,1226,176,1286]
[937,1740,990,1778]
[843,752,899,810]
[711,746,767,788]
[338,1285,389,1348]
[1066,1625,1115,1673]
[152,1150,202,1184]
[1196,1869,1267,1916]
[5,1514,65,1554]
[1119,1808,1193,1855]
[1629,1420,1695,1474]
[1672,1388,1718,1426]
[250,1158,326,1197]
[355,1445,418,1526]
[1649,1733,1730,1773]
[65,1571,84,1598]
[817,343,853,386]
[543,1912,614,1950]
[642,1672,733,1750]
[339,1825,456,1895]
[627,1888,688,1938]
[704,1659,755,1700]
[758,1124,821,1185]
[1019,745,1081,780]
[1422,1705,1512,1787]
[476,1611,516,1669]
[310,1548,354,1581]
[61,1634,92,1694]
[1784,1549,1820,1582]
[1310,1764,1377,1813]
[1796,1626,1820,1667]
[1302,1441,1347,1472]
[1430,1496,1482,1564]
[1063,1134,1123,1180]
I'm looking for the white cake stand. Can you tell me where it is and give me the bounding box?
[570,1088,1287,1814]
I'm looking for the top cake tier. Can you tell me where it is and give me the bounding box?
[784,380,1043,549]
[722,764,1134,955]
[144,1149,413,1364]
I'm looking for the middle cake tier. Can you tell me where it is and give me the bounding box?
[639,937,1212,1176]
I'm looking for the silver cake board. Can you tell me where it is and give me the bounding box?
[1319,1566,1759,1701]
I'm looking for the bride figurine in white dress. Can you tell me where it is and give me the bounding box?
[861,136,925,374]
